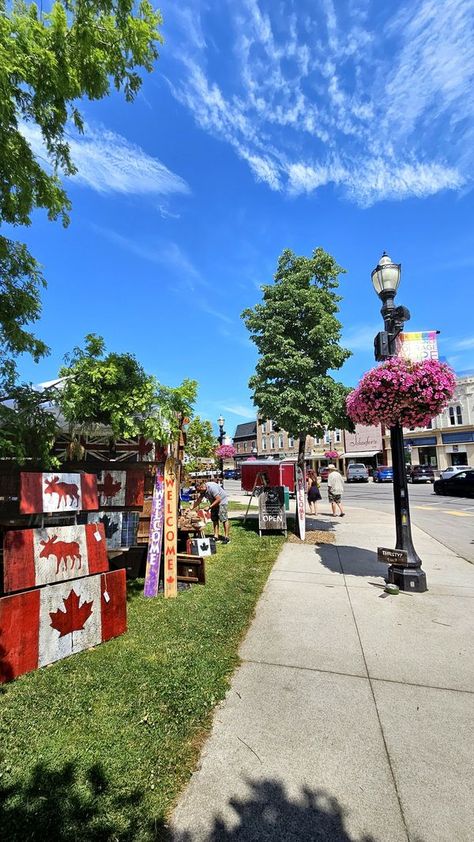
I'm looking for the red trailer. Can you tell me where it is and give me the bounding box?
[241,460,296,493]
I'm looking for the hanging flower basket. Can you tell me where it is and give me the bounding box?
[324,450,339,460]
[346,358,456,429]
[215,444,236,459]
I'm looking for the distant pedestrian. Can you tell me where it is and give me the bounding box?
[327,465,345,517]
[306,470,321,515]
[193,479,230,543]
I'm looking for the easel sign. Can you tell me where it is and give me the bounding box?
[258,486,287,535]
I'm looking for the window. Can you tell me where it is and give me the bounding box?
[315,437,320,446]
[243,442,247,451]
[449,405,463,425]
[335,430,341,443]
[268,420,273,431]
[261,421,266,433]
[288,436,294,447]
[278,434,284,449]
[324,430,330,445]
[252,440,256,451]
[270,436,275,449]
[236,443,240,452]
[262,437,267,450]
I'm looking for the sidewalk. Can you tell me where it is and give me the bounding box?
[170,506,474,842]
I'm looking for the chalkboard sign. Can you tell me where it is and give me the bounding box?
[259,486,287,534]
[377,547,408,567]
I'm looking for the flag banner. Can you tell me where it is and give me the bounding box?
[19,472,98,514]
[0,569,127,683]
[3,523,108,593]
[395,331,439,363]
[54,434,166,464]
[86,512,123,549]
[97,470,144,508]
[144,469,165,598]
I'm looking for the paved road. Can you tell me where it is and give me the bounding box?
[225,478,474,564]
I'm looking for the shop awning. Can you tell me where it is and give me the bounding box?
[341,451,381,458]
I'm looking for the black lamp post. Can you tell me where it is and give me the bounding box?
[372,252,427,593]
[217,415,226,486]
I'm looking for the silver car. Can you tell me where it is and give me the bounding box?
[346,463,369,482]
[440,465,472,480]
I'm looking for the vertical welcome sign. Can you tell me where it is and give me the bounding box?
[143,469,165,598]
[164,457,178,599]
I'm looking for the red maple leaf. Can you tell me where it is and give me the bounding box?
[166,576,175,585]
[97,473,122,500]
[49,589,94,637]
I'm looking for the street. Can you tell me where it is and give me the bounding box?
[225,479,474,564]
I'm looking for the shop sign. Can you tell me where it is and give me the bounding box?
[344,424,382,453]
[164,457,178,599]
[295,467,306,541]
[395,331,438,363]
[258,486,286,533]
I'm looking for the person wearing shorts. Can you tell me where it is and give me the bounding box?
[194,480,230,543]
[327,464,345,517]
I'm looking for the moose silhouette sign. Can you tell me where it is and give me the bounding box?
[3,523,109,593]
[19,472,98,514]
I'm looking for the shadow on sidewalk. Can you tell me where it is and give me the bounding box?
[166,779,377,841]
[317,544,384,578]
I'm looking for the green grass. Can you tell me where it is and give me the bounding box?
[0,521,284,841]
[227,500,258,511]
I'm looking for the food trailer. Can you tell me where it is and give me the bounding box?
[241,459,296,494]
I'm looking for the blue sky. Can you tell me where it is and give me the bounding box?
[12,0,474,438]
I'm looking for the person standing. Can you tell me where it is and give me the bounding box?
[327,464,345,517]
[306,469,321,515]
[193,479,230,543]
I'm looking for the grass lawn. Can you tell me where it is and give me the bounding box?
[0,521,284,841]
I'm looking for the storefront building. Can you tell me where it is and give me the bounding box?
[383,374,474,473]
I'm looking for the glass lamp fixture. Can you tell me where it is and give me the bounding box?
[371,252,401,298]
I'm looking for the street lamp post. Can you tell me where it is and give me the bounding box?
[217,415,226,487]
[372,252,427,593]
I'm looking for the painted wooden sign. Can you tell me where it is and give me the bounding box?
[295,467,306,541]
[54,434,167,464]
[97,470,144,508]
[164,457,178,599]
[144,469,165,598]
[0,569,126,683]
[258,486,287,533]
[87,512,123,549]
[3,523,108,594]
[19,472,98,514]
[377,547,409,567]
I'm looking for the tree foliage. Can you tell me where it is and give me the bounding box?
[0,384,60,467]
[242,247,352,460]
[184,416,217,472]
[58,334,197,444]
[0,0,164,383]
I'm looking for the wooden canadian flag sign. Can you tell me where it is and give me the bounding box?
[3,523,109,594]
[19,472,98,514]
[97,470,144,508]
[0,569,127,682]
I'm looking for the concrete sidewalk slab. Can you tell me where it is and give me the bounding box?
[171,504,474,841]
[171,661,408,842]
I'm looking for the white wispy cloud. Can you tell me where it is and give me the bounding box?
[166,0,471,205]
[343,324,380,351]
[21,122,189,197]
[452,336,474,351]
[222,404,256,419]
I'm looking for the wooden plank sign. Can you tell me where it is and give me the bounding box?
[97,470,144,508]
[258,486,287,533]
[87,512,123,549]
[3,523,108,594]
[20,472,98,514]
[295,467,306,541]
[164,457,178,599]
[0,569,127,683]
[144,469,165,598]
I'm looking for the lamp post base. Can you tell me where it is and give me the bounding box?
[386,565,428,593]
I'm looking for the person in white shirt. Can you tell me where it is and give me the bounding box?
[327,465,345,517]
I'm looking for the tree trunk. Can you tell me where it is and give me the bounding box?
[295,434,307,538]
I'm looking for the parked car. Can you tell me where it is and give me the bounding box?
[224,469,241,479]
[409,465,435,483]
[434,470,474,497]
[373,466,393,482]
[319,467,330,482]
[346,463,369,483]
[439,465,472,480]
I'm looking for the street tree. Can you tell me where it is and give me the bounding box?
[184,416,217,473]
[0,0,164,385]
[59,334,197,445]
[242,246,352,475]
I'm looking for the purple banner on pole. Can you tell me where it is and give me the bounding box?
[143,470,164,598]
